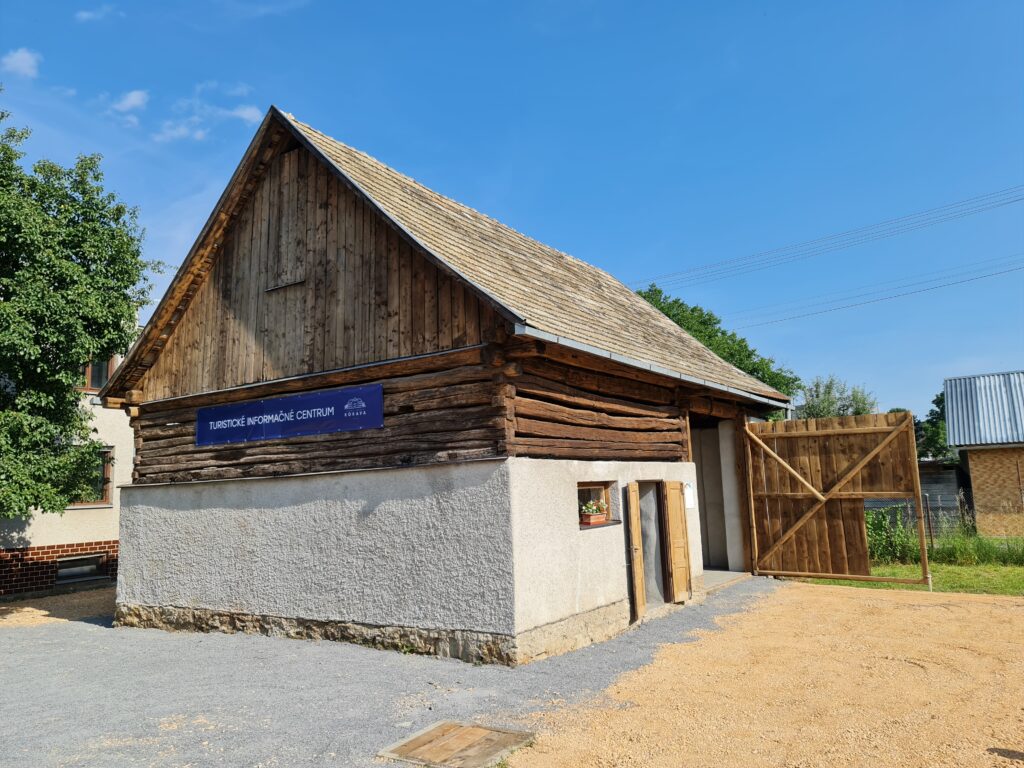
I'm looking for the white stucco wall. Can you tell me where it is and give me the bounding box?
[0,396,133,549]
[118,460,517,635]
[506,457,702,635]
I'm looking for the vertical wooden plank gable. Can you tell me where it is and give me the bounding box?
[136,143,511,402]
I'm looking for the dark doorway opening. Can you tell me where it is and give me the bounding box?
[637,482,667,608]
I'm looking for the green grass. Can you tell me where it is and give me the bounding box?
[865,508,1024,566]
[808,563,1024,596]
[927,534,1024,566]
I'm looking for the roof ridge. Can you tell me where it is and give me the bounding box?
[280,110,786,403]
[944,370,1024,382]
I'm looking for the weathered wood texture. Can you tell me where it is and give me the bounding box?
[131,357,506,484]
[503,349,690,463]
[626,482,646,621]
[746,412,920,577]
[141,144,501,401]
[661,481,691,602]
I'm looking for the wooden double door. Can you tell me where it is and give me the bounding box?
[744,412,930,585]
[625,481,692,621]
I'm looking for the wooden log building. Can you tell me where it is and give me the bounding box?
[101,107,791,664]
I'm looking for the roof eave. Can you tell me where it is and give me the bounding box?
[513,323,790,410]
[100,108,286,401]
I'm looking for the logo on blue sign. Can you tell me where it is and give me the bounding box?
[195,384,384,446]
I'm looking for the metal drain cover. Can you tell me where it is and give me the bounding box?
[380,721,533,767]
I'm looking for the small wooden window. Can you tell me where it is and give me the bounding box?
[578,482,615,528]
[69,448,113,507]
[81,357,114,393]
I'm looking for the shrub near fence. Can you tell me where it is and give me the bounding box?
[865,507,1024,567]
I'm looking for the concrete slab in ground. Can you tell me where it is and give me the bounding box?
[0,578,777,768]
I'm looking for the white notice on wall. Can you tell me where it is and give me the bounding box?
[683,482,696,509]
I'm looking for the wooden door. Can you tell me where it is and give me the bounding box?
[744,412,930,585]
[626,481,646,621]
[661,481,691,602]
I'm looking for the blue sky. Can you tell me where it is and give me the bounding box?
[2,1,1021,415]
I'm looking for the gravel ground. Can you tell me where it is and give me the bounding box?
[509,583,1024,768]
[0,578,778,767]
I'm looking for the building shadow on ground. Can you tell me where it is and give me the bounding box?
[0,585,115,628]
[988,747,1024,761]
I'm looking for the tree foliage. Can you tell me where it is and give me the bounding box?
[917,391,956,461]
[637,284,801,397]
[887,394,956,460]
[794,375,878,419]
[0,107,153,519]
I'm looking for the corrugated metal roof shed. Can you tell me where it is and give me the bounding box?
[945,371,1024,447]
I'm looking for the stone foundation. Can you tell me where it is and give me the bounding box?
[515,599,631,662]
[115,598,653,665]
[115,602,518,665]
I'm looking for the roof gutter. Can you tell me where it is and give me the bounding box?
[513,323,790,410]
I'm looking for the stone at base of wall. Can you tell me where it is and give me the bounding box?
[514,599,631,662]
[689,574,707,604]
[115,598,642,665]
[115,603,518,665]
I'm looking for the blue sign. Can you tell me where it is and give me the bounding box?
[195,384,384,446]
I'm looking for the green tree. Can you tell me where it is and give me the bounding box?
[918,392,956,461]
[638,284,801,396]
[0,107,153,519]
[795,375,878,418]
[889,395,956,460]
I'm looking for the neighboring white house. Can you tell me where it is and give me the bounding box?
[0,356,134,597]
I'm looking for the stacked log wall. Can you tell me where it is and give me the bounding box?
[130,350,509,485]
[503,346,691,462]
[127,341,765,485]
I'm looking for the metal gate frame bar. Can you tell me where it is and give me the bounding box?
[744,413,932,589]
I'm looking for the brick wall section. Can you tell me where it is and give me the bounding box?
[0,540,118,598]
[967,447,1024,537]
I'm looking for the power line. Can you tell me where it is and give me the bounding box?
[639,185,1024,283]
[658,197,1024,287]
[631,185,1024,288]
[733,262,1024,329]
[720,253,1024,323]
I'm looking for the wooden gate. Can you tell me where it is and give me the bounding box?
[744,412,931,585]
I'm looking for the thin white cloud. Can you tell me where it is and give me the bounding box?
[112,89,149,112]
[216,0,310,18]
[143,82,262,143]
[1,48,42,79]
[151,117,206,143]
[194,80,252,98]
[52,86,77,97]
[75,4,117,22]
[225,105,262,124]
[121,114,139,129]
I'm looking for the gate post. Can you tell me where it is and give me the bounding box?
[743,421,760,574]
[907,417,932,590]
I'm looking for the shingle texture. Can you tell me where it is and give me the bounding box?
[285,113,786,401]
[945,371,1024,447]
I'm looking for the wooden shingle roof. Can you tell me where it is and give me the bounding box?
[105,107,788,404]
[282,111,787,403]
